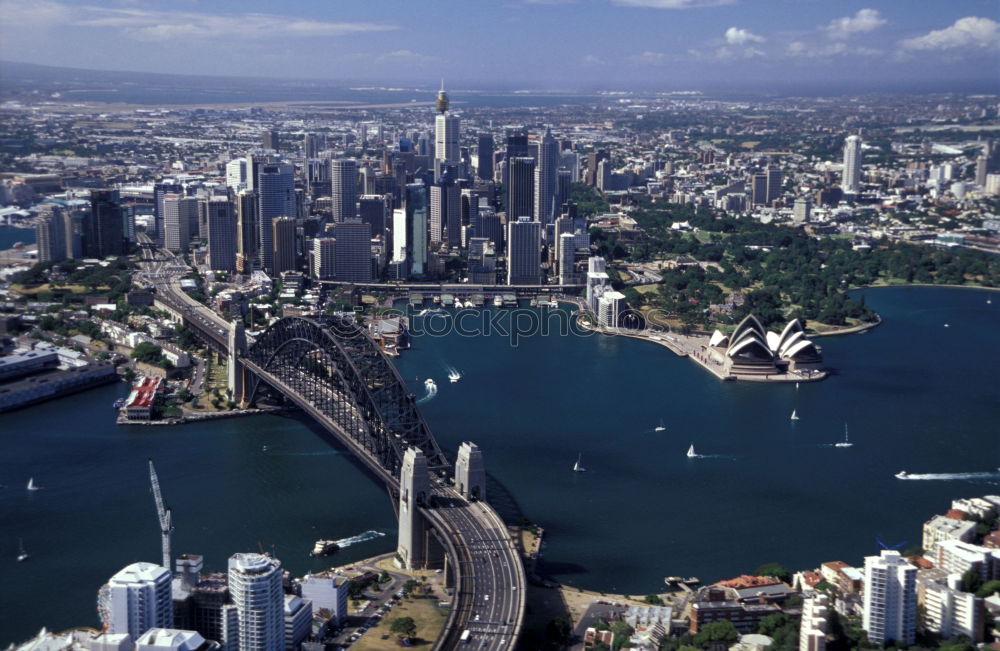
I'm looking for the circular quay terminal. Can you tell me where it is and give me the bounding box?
[1,2,1000,651]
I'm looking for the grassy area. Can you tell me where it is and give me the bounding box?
[205,359,229,392]
[351,596,448,650]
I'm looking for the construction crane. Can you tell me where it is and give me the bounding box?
[148,459,173,573]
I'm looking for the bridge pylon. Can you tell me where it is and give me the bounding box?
[455,441,486,502]
[397,447,430,570]
[227,320,248,405]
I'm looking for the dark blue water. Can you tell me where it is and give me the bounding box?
[2,286,998,642]
[0,225,35,250]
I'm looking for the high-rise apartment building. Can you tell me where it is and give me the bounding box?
[257,163,295,274]
[558,232,576,285]
[862,550,916,646]
[35,205,66,264]
[506,216,541,285]
[842,135,862,196]
[271,217,297,275]
[206,197,237,272]
[228,553,284,651]
[331,159,358,223]
[98,562,173,640]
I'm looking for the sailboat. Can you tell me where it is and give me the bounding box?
[834,424,853,448]
[17,538,29,562]
[686,444,697,458]
[654,419,666,432]
[573,453,586,473]
[26,478,40,491]
[790,410,800,421]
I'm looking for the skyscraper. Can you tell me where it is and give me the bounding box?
[766,166,783,205]
[85,189,126,258]
[235,189,259,273]
[507,157,536,222]
[331,159,358,223]
[506,217,541,285]
[153,182,182,246]
[98,562,173,640]
[477,134,494,181]
[271,217,297,275]
[257,163,295,274]
[751,172,768,206]
[862,550,916,646]
[163,195,198,253]
[434,84,460,174]
[558,232,576,285]
[206,197,237,272]
[429,177,460,246]
[311,237,336,280]
[842,135,862,196]
[534,128,558,224]
[261,130,279,151]
[359,194,388,237]
[404,183,428,277]
[556,169,572,214]
[226,159,248,190]
[35,205,66,264]
[332,220,373,282]
[228,553,284,651]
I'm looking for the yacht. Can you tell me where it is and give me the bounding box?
[17,539,29,563]
[573,453,586,473]
[686,444,697,458]
[790,410,800,421]
[26,478,40,491]
[654,419,666,432]
[834,424,853,448]
[895,471,909,479]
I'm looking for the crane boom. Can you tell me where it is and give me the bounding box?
[148,459,173,572]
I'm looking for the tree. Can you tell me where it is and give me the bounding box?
[546,617,571,643]
[960,569,983,594]
[609,620,634,650]
[975,579,1000,598]
[131,341,168,367]
[389,616,417,640]
[754,562,791,583]
[643,594,664,605]
[379,570,391,584]
[693,621,738,648]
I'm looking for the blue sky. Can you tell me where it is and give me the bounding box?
[1,0,998,89]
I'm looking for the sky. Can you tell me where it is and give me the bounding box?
[1,0,999,90]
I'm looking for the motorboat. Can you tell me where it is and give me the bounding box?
[448,369,461,383]
[895,471,909,479]
[654,419,666,432]
[17,538,29,563]
[834,424,853,448]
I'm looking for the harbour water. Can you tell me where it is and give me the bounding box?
[2,286,998,641]
[0,225,35,251]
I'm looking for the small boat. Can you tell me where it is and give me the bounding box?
[834,424,853,448]
[686,444,697,458]
[17,538,29,562]
[448,369,461,383]
[424,378,437,391]
[790,410,800,421]
[492,295,503,307]
[944,323,950,328]
[895,471,909,479]
[113,398,125,409]
[26,478,40,492]
[795,383,799,390]
[311,540,339,556]
[262,445,268,452]
[654,419,666,432]
[573,453,586,472]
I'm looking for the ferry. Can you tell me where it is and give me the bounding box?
[311,540,340,556]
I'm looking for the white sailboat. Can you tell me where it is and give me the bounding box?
[834,424,853,448]
[17,538,29,562]
[790,410,800,421]
[573,453,586,473]
[654,419,666,432]
[26,478,40,491]
[686,444,697,458]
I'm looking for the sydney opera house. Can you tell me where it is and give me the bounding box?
[707,315,823,378]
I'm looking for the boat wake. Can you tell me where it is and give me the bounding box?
[896,471,1000,481]
[445,365,462,383]
[417,379,438,404]
[332,530,386,548]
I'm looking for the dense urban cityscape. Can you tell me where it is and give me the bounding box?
[2,2,1000,651]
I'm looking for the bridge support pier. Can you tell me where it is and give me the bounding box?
[397,447,430,570]
[455,442,486,502]
[227,320,248,405]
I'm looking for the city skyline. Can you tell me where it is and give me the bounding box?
[0,0,998,90]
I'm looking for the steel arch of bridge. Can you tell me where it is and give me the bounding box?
[244,314,449,479]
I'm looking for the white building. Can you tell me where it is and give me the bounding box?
[799,594,829,651]
[557,232,576,285]
[298,573,349,627]
[434,113,460,168]
[228,554,284,651]
[842,135,862,196]
[135,629,218,651]
[282,596,312,651]
[586,256,609,314]
[99,562,174,640]
[163,195,198,253]
[935,540,1000,581]
[862,550,916,646]
[226,159,247,191]
[598,291,626,328]
[311,238,336,280]
[922,515,977,557]
[918,573,983,642]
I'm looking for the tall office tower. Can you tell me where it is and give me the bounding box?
[560,150,580,182]
[311,237,336,280]
[331,159,358,223]
[98,562,173,640]
[799,594,829,651]
[228,553,284,651]
[35,205,66,264]
[504,129,529,187]
[975,155,988,187]
[206,198,237,272]
[429,178,460,245]
[506,217,541,285]
[84,189,126,258]
[793,197,812,224]
[473,208,502,250]
[766,166,783,205]
[404,183,428,277]
[359,194,388,237]
[534,129,558,224]
[163,195,198,253]
[842,135,862,196]
[303,134,322,159]
[507,157,536,221]
[555,169,572,212]
[434,83,460,175]
[271,217,297,275]
[261,130,279,151]
[558,232,576,285]
[477,134,494,181]
[235,189,259,273]
[330,220,373,282]
[461,189,479,247]
[257,163,295,274]
[153,182,182,246]
[554,216,574,264]
[751,172,769,206]
[397,447,429,570]
[862,550,917,646]
[226,159,248,190]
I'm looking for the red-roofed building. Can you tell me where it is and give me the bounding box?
[124,375,163,420]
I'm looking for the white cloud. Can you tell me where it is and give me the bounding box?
[724,27,765,45]
[823,9,887,40]
[900,16,1000,51]
[375,50,439,66]
[581,54,605,66]
[612,0,737,9]
[630,50,671,65]
[786,40,883,59]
